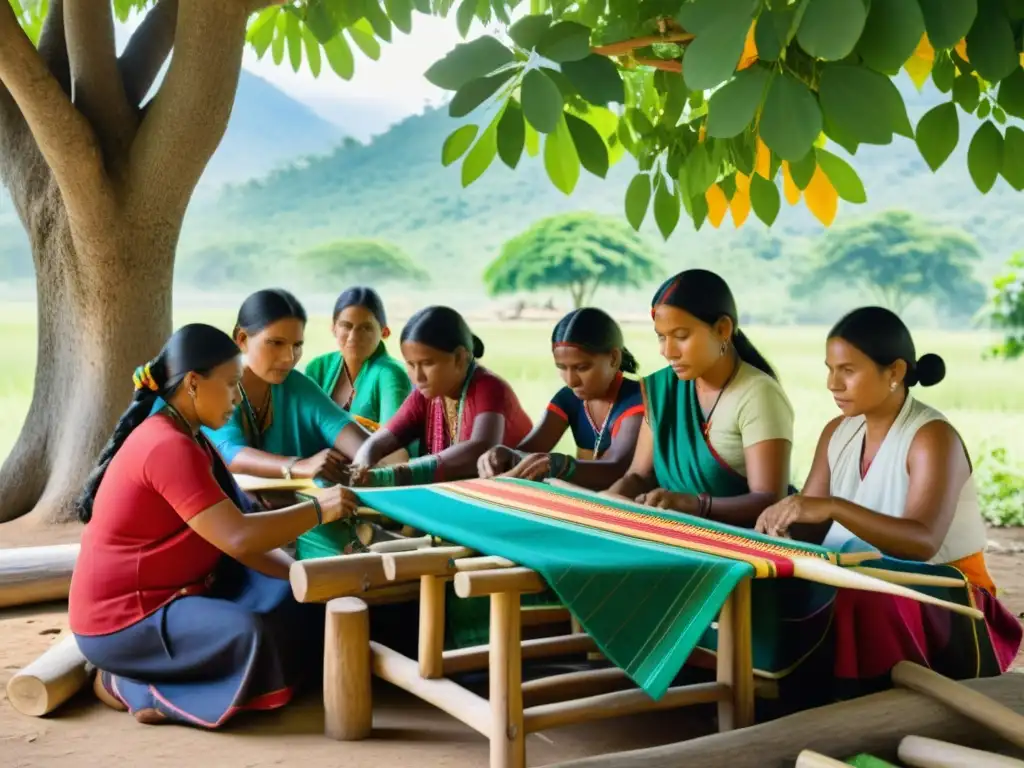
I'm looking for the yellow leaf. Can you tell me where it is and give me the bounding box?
[730,174,751,227]
[698,123,707,143]
[955,38,968,61]
[755,137,770,178]
[804,166,838,226]
[915,33,935,60]
[737,22,758,70]
[1020,52,1024,67]
[782,162,801,204]
[904,33,934,90]
[705,184,728,228]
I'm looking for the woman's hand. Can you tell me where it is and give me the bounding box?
[477,446,519,479]
[755,495,831,538]
[315,486,359,524]
[348,464,371,487]
[292,448,349,484]
[636,489,696,514]
[503,453,550,481]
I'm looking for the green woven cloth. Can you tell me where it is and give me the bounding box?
[353,478,837,700]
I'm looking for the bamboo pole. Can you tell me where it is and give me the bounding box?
[5,633,94,717]
[442,633,596,676]
[0,544,80,609]
[368,535,435,554]
[795,751,852,768]
[715,579,754,731]
[898,735,1024,768]
[521,667,633,708]
[380,546,474,581]
[849,567,965,589]
[418,575,446,679]
[490,591,525,768]
[323,597,372,740]
[454,567,546,598]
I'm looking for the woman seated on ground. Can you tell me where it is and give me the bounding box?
[304,286,412,441]
[477,307,644,490]
[605,269,795,526]
[68,324,355,728]
[755,307,1022,688]
[350,305,533,487]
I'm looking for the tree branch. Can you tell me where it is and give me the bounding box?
[0,3,116,231]
[64,0,137,160]
[118,0,179,107]
[38,0,70,96]
[126,0,250,219]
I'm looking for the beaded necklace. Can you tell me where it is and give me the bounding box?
[445,362,477,446]
[583,372,623,459]
[164,402,200,445]
[238,382,271,450]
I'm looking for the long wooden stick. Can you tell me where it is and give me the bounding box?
[0,544,80,609]
[850,567,965,589]
[791,558,983,620]
[795,751,852,768]
[898,735,1024,768]
[892,662,1024,750]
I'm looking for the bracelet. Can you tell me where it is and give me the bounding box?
[282,457,299,480]
[696,492,712,517]
[297,492,323,525]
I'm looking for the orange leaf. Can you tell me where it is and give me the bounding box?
[705,184,728,228]
[754,137,771,178]
[915,32,934,60]
[904,33,934,90]
[804,166,838,226]
[730,175,751,227]
[955,38,968,62]
[698,123,707,143]
[782,162,801,204]
[737,22,758,70]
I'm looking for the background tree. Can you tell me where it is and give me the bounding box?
[483,211,661,308]
[791,210,986,315]
[298,239,429,285]
[986,252,1024,359]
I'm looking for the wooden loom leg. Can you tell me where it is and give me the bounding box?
[490,591,525,768]
[324,597,372,741]
[716,577,754,731]
[419,575,446,679]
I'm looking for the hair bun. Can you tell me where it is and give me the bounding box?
[911,353,945,387]
[472,334,485,359]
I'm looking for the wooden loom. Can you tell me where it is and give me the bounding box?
[288,482,984,768]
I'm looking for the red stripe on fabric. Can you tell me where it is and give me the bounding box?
[611,404,645,437]
[546,402,569,421]
[457,481,793,575]
[239,686,294,712]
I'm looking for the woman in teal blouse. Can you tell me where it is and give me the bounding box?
[304,287,412,436]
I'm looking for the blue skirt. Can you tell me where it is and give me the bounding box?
[75,560,321,729]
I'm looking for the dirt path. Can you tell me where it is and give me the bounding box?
[2,524,1023,767]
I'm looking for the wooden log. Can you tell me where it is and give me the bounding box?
[898,735,1024,768]
[419,575,446,679]
[795,751,851,768]
[0,544,80,609]
[521,667,634,708]
[716,577,754,730]
[289,552,389,603]
[5,633,94,717]
[455,555,517,572]
[892,662,1024,750]
[547,674,1024,768]
[490,590,525,768]
[381,546,474,581]
[442,633,596,676]
[850,567,965,589]
[367,535,435,554]
[323,597,372,741]
[454,567,546,598]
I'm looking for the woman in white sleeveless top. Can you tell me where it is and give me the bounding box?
[756,307,1021,691]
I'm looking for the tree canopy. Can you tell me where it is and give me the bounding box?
[791,209,986,315]
[483,210,661,307]
[298,238,429,284]
[986,251,1024,359]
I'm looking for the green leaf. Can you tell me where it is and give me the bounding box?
[819,64,912,145]
[525,122,540,157]
[301,25,323,77]
[521,69,564,133]
[931,53,955,92]
[448,69,518,117]
[497,101,525,169]
[565,113,609,178]
[681,142,721,199]
[305,1,343,42]
[442,124,479,166]
[561,54,625,106]
[544,115,581,194]
[919,0,977,49]
[856,0,925,73]
[966,0,1019,82]
[491,0,511,25]
[788,150,816,189]
[456,0,476,37]
[706,66,771,139]
[323,35,355,79]
[654,175,681,239]
[680,0,757,91]
[796,0,867,61]
[509,14,552,50]
[536,21,592,63]
[914,102,959,171]
[462,119,498,186]
[688,192,709,231]
[248,7,280,57]
[759,73,822,161]
[814,147,866,202]
[1000,125,1024,191]
[385,0,414,34]
[953,73,981,112]
[271,13,287,65]
[997,67,1024,118]
[749,173,781,225]
[967,120,1004,193]
[978,99,992,118]
[285,11,303,72]
[349,20,382,60]
[362,1,394,42]
[994,105,1007,123]
[625,173,652,230]
[753,7,786,61]
[424,36,515,90]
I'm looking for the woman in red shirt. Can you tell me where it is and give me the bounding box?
[69,323,355,728]
[350,305,532,487]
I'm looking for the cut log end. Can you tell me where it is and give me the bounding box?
[324,596,372,741]
[5,634,94,717]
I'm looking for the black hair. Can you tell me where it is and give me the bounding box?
[828,306,945,388]
[75,324,241,524]
[333,286,387,327]
[234,288,307,340]
[651,268,777,379]
[551,307,639,374]
[400,305,484,359]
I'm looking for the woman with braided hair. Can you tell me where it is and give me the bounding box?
[68,323,357,728]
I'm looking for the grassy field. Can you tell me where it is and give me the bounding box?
[1,303,1022,481]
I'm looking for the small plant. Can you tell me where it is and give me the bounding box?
[975,446,1024,528]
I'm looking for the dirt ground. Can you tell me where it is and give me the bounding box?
[3,521,1024,768]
